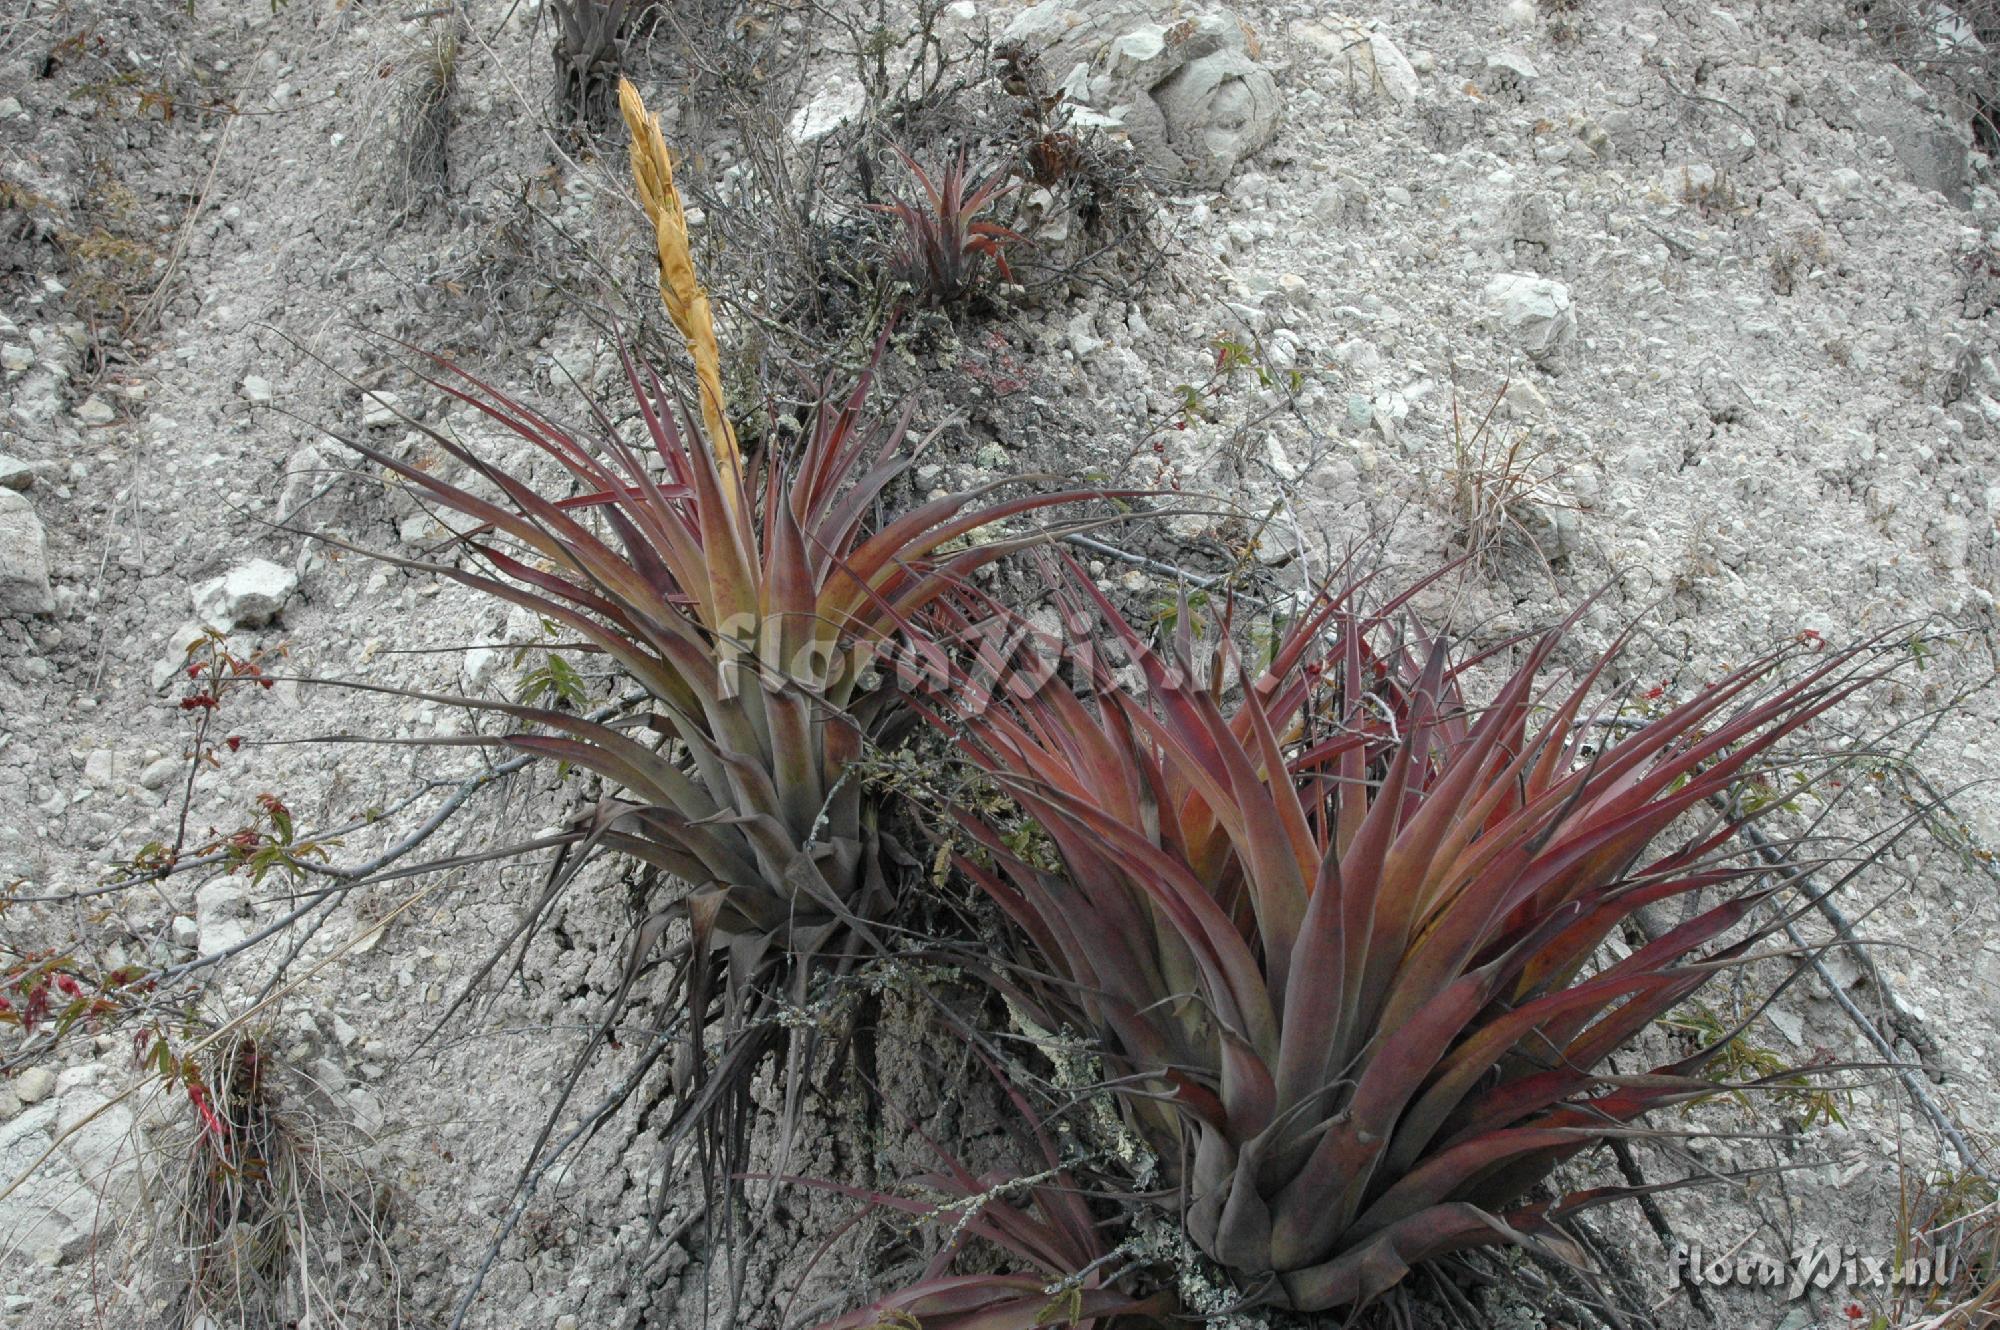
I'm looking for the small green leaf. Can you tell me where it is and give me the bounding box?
[515,652,589,709]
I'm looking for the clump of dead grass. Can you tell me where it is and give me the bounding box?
[376,14,465,218]
[131,1033,399,1330]
[1438,388,1576,572]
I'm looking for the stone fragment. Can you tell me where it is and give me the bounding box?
[0,490,54,616]
[1484,273,1575,359]
[1154,47,1283,185]
[194,881,253,958]
[13,1069,54,1106]
[190,559,297,630]
[1501,379,1550,420]
[1290,19,1418,105]
[276,445,326,524]
[1482,50,1540,99]
[55,1095,136,1185]
[0,1104,92,1266]
[787,82,863,143]
[361,391,402,429]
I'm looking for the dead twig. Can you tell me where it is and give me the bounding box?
[1734,817,1946,1080]
[1609,1137,1716,1322]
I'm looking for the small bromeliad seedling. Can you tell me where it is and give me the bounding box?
[916,561,1885,1312]
[551,0,645,126]
[877,146,1024,308]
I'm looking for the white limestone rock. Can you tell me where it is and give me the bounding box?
[1483,273,1575,359]
[0,490,53,616]
[190,559,298,631]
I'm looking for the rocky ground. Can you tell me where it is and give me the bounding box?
[2,0,1999,1327]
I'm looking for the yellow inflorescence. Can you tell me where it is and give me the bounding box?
[617,76,742,515]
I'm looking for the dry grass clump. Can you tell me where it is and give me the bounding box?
[349,13,465,221]
[387,17,464,215]
[133,1035,397,1330]
[1439,390,1575,572]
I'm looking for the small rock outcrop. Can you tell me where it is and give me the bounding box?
[190,558,298,631]
[1483,273,1575,360]
[1003,0,1282,187]
[0,489,53,616]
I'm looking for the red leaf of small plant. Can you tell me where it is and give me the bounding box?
[187,1082,226,1141]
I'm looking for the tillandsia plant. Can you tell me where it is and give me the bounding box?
[781,1052,1170,1330]
[551,0,650,127]
[914,561,1888,1312]
[320,83,1103,1130]
[877,146,1025,308]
